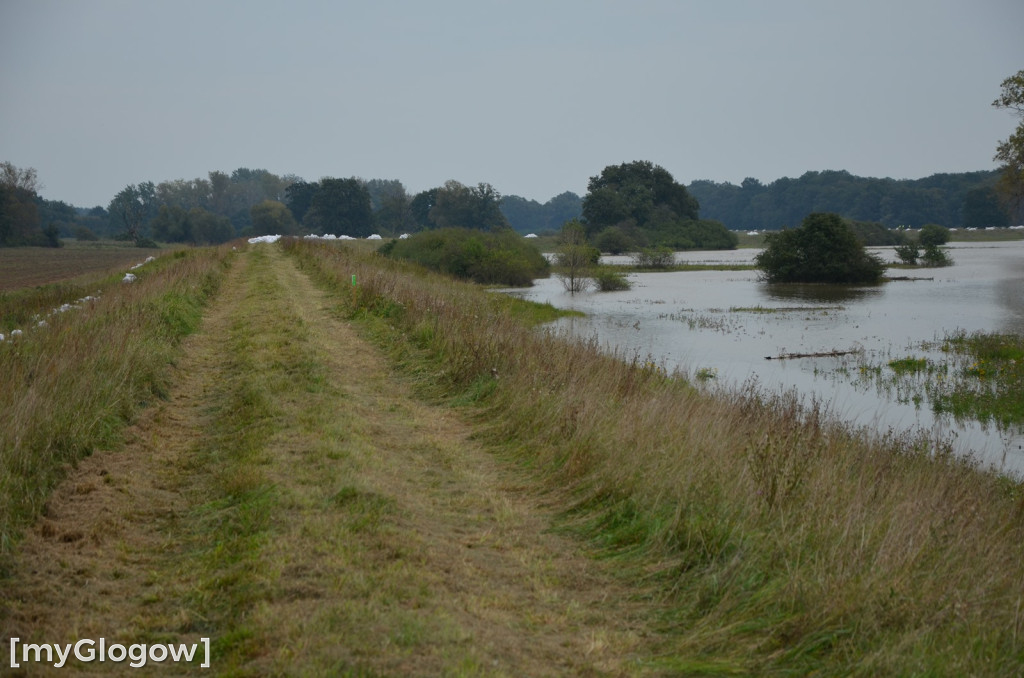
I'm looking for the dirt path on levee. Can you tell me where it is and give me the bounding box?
[2,245,673,676]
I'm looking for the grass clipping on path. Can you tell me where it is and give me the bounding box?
[0,247,231,568]
[289,237,1024,676]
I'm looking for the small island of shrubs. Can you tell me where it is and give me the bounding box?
[755,212,886,284]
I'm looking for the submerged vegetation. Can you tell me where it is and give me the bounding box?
[941,332,1024,424]
[893,223,955,267]
[285,237,1024,675]
[591,265,632,291]
[842,331,1024,429]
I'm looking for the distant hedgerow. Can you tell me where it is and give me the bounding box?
[381,227,549,286]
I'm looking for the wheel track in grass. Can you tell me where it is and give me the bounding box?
[1,244,671,676]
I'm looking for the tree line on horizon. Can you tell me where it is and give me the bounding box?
[687,169,1013,232]
[0,161,726,249]
[0,161,1014,250]
[0,161,1019,250]
[0,164,534,247]
[4,69,1022,249]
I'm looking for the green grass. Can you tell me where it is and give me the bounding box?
[0,246,232,572]
[887,356,930,373]
[147,244,499,674]
[174,249,291,667]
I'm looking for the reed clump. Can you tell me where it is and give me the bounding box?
[287,238,1024,675]
[0,247,232,569]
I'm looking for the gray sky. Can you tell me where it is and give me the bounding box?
[2,0,1022,208]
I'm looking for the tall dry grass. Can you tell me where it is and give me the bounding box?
[0,247,232,568]
[287,238,1024,675]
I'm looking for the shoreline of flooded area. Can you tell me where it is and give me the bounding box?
[501,241,1024,477]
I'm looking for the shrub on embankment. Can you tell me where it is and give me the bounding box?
[379,227,549,286]
[285,237,1024,675]
[0,247,231,570]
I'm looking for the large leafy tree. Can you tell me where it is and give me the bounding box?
[189,208,234,244]
[582,160,699,234]
[410,188,438,230]
[755,212,885,284]
[108,182,157,243]
[544,191,585,230]
[363,179,412,235]
[429,180,509,231]
[363,178,406,212]
[0,161,42,246]
[208,170,232,215]
[155,177,212,211]
[304,178,373,237]
[285,180,318,224]
[221,168,293,231]
[251,199,299,236]
[374,191,414,235]
[151,205,234,244]
[992,70,1024,222]
[150,205,193,243]
[0,161,38,193]
[580,160,731,249]
[230,168,288,207]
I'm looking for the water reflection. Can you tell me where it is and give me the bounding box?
[502,241,1024,477]
[995,271,1024,334]
[760,283,884,304]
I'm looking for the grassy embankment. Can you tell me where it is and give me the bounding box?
[288,237,1024,676]
[0,246,231,569]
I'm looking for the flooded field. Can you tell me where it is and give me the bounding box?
[502,241,1024,476]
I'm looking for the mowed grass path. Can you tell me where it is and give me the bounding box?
[3,245,666,676]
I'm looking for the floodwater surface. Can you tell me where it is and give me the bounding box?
[502,241,1024,476]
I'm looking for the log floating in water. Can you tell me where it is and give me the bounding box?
[765,349,860,360]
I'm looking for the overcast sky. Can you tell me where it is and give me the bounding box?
[2,0,1022,208]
